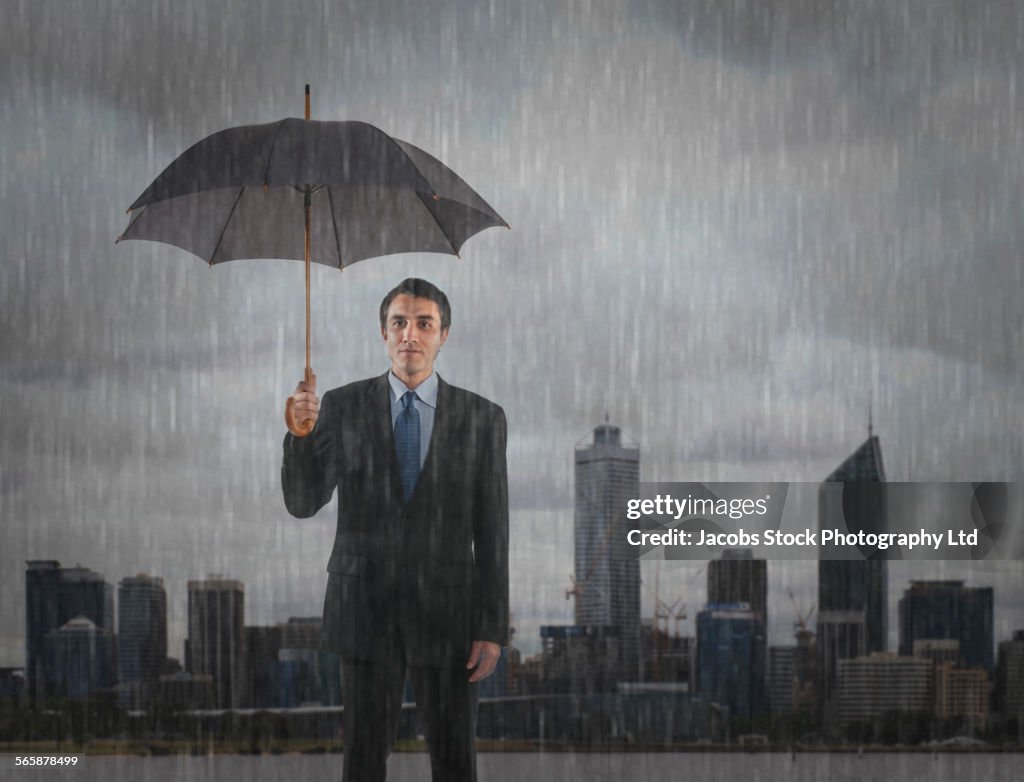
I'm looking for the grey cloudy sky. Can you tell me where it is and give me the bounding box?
[2,0,1022,664]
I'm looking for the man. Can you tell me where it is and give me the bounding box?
[282,278,508,782]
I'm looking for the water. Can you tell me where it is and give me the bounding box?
[0,752,1018,782]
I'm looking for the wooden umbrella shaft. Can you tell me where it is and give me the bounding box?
[305,193,312,384]
[284,86,316,436]
[304,83,312,385]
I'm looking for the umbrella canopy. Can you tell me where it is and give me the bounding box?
[118,96,508,437]
[118,118,508,267]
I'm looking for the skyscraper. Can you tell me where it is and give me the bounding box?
[815,610,866,727]
[187,575,245,709]
[996,630,1024,722]
[696,602,767,720]
[767,645,796,718]
[817,433,887,728]
[898,580,994,671]
[574,422,641,682]
[25,561,114,701]
[117,574,168,685]
[818,434,888,653]
[707,549,767,632]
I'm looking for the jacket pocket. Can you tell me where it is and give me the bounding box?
[326,551,369,576]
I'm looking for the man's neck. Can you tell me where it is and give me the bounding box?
[390,368,433,390]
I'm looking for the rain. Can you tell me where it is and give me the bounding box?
[2,0,1023,778]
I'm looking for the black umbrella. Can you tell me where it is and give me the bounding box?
[118,86,508,435]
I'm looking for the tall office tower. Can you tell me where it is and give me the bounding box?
[117,574,167,685]
[695,603,767,720]
[817,433,888,728]
[767,645,796,718]
[769,638,818,721]
[996,630,1024,722]
[187,575,245,709]
[25,561,114,701]
[574,422,641,682]
[816,611,866,728]
[707,549,767,635]
[898,580,994,671]
[708,550,768,717]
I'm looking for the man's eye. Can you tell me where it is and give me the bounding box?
[419,321,431,329]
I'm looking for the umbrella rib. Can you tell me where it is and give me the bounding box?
[326,186,344,270]
[262,119,288,187]
[380,138,460,254]
[414,192,460,257]
[208,186,246,264]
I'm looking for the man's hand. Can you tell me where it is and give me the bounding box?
[289,374,319,428]
[465,640,501,682]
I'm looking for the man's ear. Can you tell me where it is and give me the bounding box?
[381,327,387,342]
[440,327,450,347]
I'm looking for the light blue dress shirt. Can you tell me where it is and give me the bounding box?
[388,371,437,469]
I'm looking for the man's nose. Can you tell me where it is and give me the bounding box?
[401,324,417,343]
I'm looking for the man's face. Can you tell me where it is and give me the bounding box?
[381,294,449,387]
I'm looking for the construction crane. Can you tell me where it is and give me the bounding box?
[670,565,704,637]
[787,587,815,634]
[672,602,688,638]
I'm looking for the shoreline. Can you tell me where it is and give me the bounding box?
[1,739,1019,757]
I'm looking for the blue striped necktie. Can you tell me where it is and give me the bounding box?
[395,390,420,502]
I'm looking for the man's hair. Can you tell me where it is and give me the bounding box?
[379,278,451,331]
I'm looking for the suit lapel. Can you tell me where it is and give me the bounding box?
[364,372,403,498]
[366,372,464,507]
[419,376,462,487]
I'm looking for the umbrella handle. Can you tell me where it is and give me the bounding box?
[285,366,316,437]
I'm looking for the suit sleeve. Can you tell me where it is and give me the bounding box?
[281,389,337,518]
[472,405,509,645]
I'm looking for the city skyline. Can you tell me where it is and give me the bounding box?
[15,534,1018,680]
[16,528,1018,738]
[8,422,1023,668]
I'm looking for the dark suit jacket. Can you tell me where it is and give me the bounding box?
[281,372,509,666]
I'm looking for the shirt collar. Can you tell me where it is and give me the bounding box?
[388,370,439,409]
